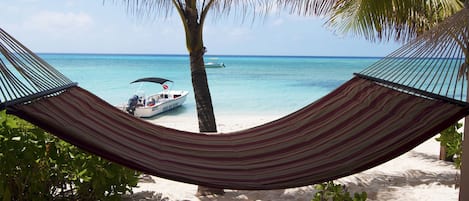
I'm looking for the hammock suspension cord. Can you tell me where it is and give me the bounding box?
[0,28,76,109]
[357,7,469,105]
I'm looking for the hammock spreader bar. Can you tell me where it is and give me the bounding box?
[0,82,77,110]
[355,73,469,107]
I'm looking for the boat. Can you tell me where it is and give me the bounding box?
[205,62,226,68]
[120,77,189,118]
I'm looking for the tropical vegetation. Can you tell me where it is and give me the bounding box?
[437,123,463,168]
[0,111,139,200]
[312,181,367,201]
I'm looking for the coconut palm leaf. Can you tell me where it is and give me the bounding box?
[325,0,464,43]
[111,0,336,19]
[276,0,337,15]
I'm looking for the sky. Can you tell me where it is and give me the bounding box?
[0,0,402,57]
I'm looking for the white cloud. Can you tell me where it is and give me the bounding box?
[24,11,94,34]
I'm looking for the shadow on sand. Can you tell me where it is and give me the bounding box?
[340,150,459,200]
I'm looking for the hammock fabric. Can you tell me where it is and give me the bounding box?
[8,77,468,190]
[1,8,469,190]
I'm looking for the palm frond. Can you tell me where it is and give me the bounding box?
[107,0,174,18]
[107,0,273,20]
[326,0,464,43]
[276,0,338,16]
[108,0,337,22]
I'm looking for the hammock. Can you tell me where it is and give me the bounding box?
[1,8,468,190]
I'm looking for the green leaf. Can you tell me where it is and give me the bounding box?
[2,186,11,201]
[104,168,115,178]
[78,169,88,177]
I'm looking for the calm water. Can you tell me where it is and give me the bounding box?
[41,54,379,117]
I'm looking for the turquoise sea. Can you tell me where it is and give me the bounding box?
[41,54,379,117]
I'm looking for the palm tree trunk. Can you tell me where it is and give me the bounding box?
[461,76,469,201]
[189,46,217,132]
[182,1,217,133]
[460,2,469,199]
[460,52,469,201]
[183,3,223,195]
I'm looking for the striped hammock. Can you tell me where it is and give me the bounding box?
[1,8,468,190]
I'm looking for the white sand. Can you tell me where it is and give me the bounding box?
[125,114,461,201]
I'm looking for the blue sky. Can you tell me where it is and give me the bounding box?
[0,0,402,57]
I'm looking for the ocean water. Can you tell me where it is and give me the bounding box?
[41,54,379,117]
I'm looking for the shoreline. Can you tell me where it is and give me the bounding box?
[146,113,284,133]
[125,114,460,201]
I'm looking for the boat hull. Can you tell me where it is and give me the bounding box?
[119,90,189,118]
[205,62,225,68]
[134,91,188,118]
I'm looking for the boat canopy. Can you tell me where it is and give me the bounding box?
[130,77,173,85]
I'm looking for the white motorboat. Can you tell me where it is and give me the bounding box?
[205,62,226,68]
[120,77,189,118]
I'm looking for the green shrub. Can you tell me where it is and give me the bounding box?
[312,181,367,201]
[0,111,140,200]
[436,123,463,168]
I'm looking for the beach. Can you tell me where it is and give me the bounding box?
[124,114,461,201]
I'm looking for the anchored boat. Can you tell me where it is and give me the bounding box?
[204,62,226,68]
[120,77,189,118]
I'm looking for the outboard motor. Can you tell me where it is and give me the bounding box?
[126,95,139,115]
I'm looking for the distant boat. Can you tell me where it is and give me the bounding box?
[118,77,189,118]
[205,62,226,68]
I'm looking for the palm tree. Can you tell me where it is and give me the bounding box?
[111,0,334,195]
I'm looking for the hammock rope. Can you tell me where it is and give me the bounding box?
[0,28,76,109]
[0,7,468,190]
[357,7,469,105]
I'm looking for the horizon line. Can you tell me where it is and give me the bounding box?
[36,52,385,59]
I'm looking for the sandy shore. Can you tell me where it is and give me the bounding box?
[124,114,460,201]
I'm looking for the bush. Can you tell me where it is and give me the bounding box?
[0,111,140,200]
[436,123,463,168]
[312,181,367,201]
